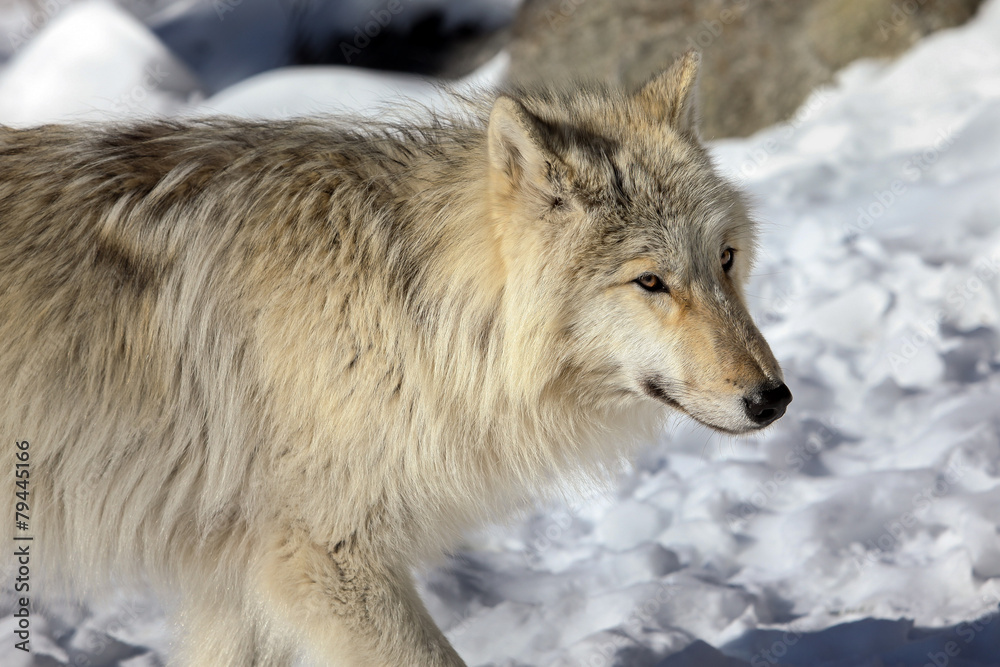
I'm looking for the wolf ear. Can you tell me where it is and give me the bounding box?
[487,96,558,194]
[637,50,701,137]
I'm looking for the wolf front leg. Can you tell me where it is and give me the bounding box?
[173,597,296,667]
[257,526,467,667]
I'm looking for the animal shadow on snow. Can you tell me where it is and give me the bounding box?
[653,614,1000,667]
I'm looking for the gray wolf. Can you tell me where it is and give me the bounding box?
[0,52,789,665]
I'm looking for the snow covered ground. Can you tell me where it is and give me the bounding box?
[3,0,1000,665]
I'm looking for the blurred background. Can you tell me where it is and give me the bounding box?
[0,0,984,132]
[3,1,1000,666]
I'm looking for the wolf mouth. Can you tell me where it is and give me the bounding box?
[642,377,745,435]
[642,377,682,409]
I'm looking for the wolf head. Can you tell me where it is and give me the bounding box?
[487,52,790,435]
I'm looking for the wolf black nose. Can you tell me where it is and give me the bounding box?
[744,383,792,427]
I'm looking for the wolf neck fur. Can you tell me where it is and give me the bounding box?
[302,122,642,536]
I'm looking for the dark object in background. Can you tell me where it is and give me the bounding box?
[506,0,984,139]
[290,4,510,80]
[150,0,511,93]
[150,0,292,93]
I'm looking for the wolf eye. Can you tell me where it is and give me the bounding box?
[635,273,668,293]
[721,248,735,273]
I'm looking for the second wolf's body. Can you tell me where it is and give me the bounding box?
[0,53,789,665]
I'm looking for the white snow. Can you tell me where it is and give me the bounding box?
[191,52,509,120]
[3,0,1000,665]
[0,0,201,126]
